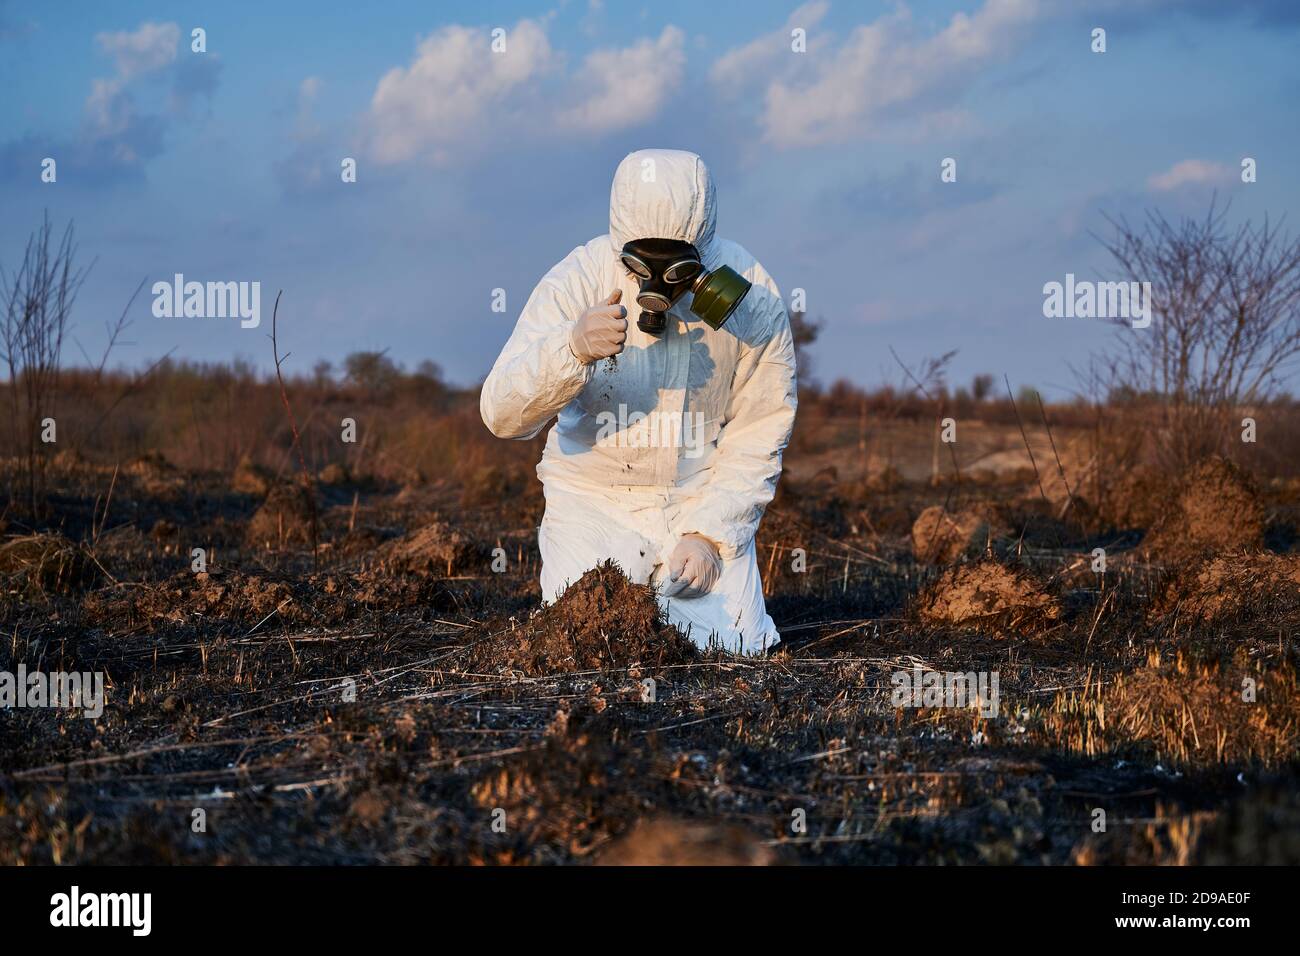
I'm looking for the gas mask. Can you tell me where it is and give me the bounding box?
[620,238,752,335]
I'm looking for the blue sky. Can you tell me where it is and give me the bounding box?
[2,0,1298,396]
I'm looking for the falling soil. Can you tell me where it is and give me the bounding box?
[912,558,1060,636]
[1144,456,1265,559]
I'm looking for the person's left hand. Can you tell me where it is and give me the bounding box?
[663,534,722,599]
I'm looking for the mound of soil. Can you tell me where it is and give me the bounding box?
[910,504,1002,564]
[484,561,698,676]
[244,482,318,549]
[912,559,1060,635]
[125,452,185,497]
[1099,463,1170,531]
[1144,456,1265,559]
[1153,552,1300,626]
[368,519,478,576]
[596,817,774,866]
[318,462,350,486]
[231,457,273,496]
[0,533,98,598]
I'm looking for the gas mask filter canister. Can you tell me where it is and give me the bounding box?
[619,238,752,335]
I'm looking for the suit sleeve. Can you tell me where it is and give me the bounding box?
[480,247,598,440]
[674,268,797,559]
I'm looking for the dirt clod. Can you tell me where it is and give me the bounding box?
[911,504,1001,564]
[912,559,1060,635]
[245,482,318,549]
[1144,456,1265,559]
[482,561,697,676]
[369,519,478,576]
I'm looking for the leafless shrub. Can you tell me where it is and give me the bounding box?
[0,215,89,515]
[1087,198,1300,471]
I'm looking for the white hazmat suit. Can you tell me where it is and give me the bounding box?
[481,149,797,654]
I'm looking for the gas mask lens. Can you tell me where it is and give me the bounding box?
[662,259,703,284]
[620,239,751,335]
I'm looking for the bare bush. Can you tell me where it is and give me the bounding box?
[1,215,89,515]
[1089,199,1300,470]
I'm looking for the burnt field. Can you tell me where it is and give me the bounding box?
[3,402,1299,867]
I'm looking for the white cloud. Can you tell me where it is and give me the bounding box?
[52,19,215,179]
[367,19,554,165]
[366,19,691,163]
[1147,159,1233,191]
[710,1,829,97]
[716,0,1040,147]
[559,26,685,132]
[294,76,323,138]
[95,21,178,79]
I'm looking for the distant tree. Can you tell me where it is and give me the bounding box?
[343,350,400,394]
[413,359,443,383]
[788,311,823,387]
[971,373,994,402]
[312,359,334,387]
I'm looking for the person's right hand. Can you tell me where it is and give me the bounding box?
[569,290,627,365]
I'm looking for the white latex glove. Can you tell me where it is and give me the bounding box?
[569,290,627,365]
[663,534,722,599]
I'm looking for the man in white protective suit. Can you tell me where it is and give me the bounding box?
[480,149,797,655]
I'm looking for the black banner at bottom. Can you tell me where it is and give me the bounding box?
[0,865,1279,941]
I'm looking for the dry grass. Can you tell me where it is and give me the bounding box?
[0,533,97,599]
[1153,551,1300,628]
[1034,649,1300,769]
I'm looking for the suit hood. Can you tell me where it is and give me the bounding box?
[608,149,721,268]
